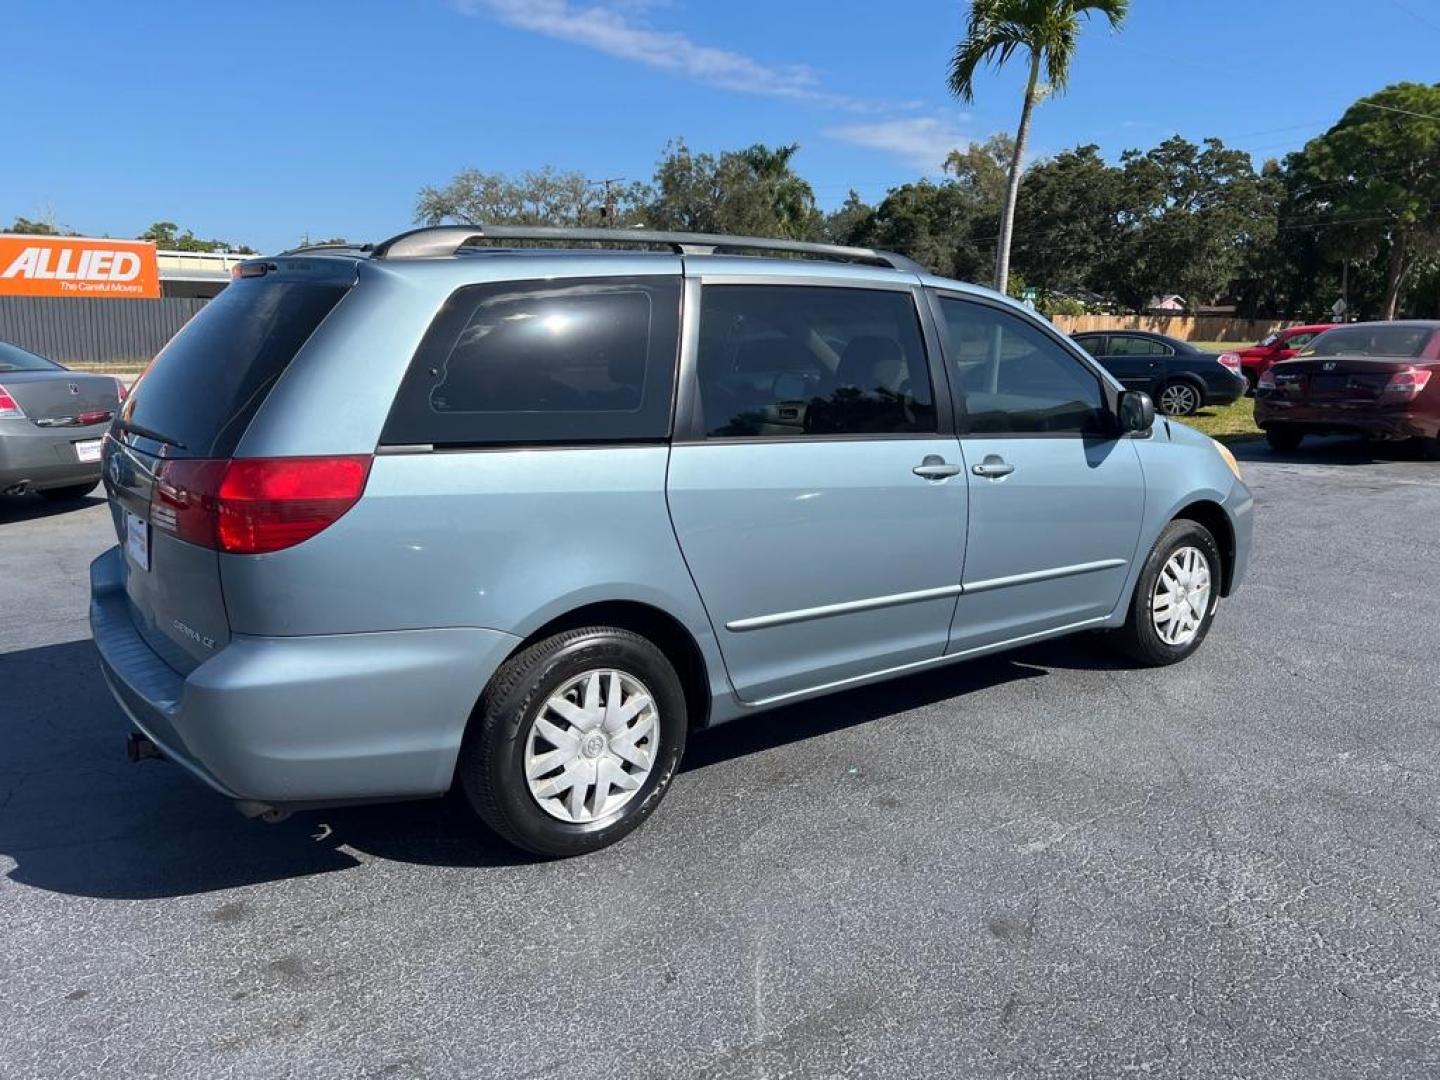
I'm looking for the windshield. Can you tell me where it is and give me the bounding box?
[1301,326,1434,359]
[0,341,63,373]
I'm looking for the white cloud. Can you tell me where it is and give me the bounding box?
[457,0,880,110]
[826,117,972,171]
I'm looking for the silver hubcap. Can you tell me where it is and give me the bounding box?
[524,669,659,824]
[1160,384,1199,415]
[1152,546,1212,647]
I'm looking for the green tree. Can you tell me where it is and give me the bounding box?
[138,221,253,253]
[642,140,819,239]
[948,0,1129,294]
[1098,137,1278,311]
[1008,143,1123,292]
[1286,82,1440,319]
[415,166,642,228]
[4,216,61,235]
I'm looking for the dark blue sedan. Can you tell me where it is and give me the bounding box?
[1072,330,1247,416]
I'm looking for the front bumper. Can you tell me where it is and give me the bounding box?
[0,417,107,491]
[89,546,520,806]
[1222,475,1255,595]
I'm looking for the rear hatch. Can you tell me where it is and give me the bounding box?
[0,370,118,426]
[104,262,354,674]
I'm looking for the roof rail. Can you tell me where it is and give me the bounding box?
[369,224,924,273]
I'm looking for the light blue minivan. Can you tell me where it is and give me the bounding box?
[91,226,1253,856]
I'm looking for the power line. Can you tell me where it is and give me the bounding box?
[1356,100,1440,122]
[1384,0,1440,35]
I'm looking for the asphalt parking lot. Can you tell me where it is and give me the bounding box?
[2,437,1438,1080]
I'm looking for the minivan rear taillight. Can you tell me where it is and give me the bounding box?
[152,456,372,554]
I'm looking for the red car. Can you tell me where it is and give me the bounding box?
[1237,324,1335,391]
[1254,321,1440,457]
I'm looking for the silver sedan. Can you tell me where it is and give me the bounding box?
[0,341,125,501]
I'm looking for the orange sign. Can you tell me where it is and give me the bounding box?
[0,235,160,299]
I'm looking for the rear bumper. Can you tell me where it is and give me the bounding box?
[89,546,520,806]
[0,418,106,491]
[1205,374,1247,407]
[1256,400,1436,440]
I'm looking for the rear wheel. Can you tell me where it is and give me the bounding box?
[1265,426,1304,452]
[457,626,687,858]
[1158,381,1202,416]
[1416,436,1440,461]
[37,481,98,501]
[1109,519,1222,667]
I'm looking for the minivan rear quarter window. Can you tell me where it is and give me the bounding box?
[120,277,349,458]
[383,276,680,447]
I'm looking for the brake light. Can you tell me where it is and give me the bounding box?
[1383,367,1433,397]
[0,384,23,419]
[1217,352,1242,373]
[152,456,371,554]
[1257,368,1277,391]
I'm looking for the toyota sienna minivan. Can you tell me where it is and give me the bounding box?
[91,225,1253,857]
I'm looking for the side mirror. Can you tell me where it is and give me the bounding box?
[1118,390,1155,433]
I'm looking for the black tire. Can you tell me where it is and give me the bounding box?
[1265,426,1304,452]
[37,481,99,501]
[457,626,687,858]
[1108,519,1223,667]
[1416,436,1440,461]
[1157,380,1203,417]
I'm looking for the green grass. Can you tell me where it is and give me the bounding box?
[1173,396,1263,445]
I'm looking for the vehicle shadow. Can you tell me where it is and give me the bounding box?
[1231,433,1429,467]
[0,634,1117,899]
[0,491,105,523]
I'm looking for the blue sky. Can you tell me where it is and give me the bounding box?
[6,0,1437,252]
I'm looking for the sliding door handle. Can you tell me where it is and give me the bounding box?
[913,455,962,480]
[972,456,1015,479]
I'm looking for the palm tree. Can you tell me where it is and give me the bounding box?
[949,0,1129,294]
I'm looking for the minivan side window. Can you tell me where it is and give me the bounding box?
[938,297,1108,436]
[694,285,936,438]
[382,276,680,447]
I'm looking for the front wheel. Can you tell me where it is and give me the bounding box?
[1157,381,1202,416]
[1108,519,1222,667]
[457,626,687,858]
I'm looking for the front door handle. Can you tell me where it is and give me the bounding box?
[972,455,1015,479]
[913,455,962,480]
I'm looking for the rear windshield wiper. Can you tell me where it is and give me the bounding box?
[118,420,187,451]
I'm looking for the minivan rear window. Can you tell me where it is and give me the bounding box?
[118,277,348,458]
[382,276,680,447]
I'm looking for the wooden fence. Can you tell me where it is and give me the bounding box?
[1050,314,1296,343]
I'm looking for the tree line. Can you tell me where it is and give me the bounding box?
[418,81,1440,323]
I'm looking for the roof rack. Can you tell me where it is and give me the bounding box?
[369,224,923,273]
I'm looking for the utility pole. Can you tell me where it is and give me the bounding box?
[590,178,624,227]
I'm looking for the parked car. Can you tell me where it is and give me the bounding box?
[91,226,1253,857]
[1235,324,1335,391]
[1254,320,1440,457]
[1070,330,1246,416]
[1,341,126,501]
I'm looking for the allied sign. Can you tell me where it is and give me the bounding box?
[0,235,160,299]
